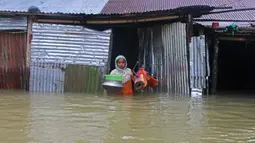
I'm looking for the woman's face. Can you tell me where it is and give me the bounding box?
[117,58,126,69]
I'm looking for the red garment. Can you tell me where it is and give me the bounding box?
[117,76,133,96]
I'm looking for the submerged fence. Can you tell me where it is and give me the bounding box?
[29,61,103,93]
[29,62,66,93]
[64,64,102,93]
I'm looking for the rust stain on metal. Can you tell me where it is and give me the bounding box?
[0,31,28,90]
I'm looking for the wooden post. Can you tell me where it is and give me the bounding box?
[205,35,210,95]
[211,34,219,95]
[25,16,33,91]
[186,14,193,95]
[107,31,113,73]
[26,16,33,68]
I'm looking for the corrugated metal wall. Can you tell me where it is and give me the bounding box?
[161,23,189,95]
[30,23,111,93]
[138,22,190,95]
[190,35,210,94]
[0,16,27,30]
[190,35,205,90]
[0,16,28,90]
[31,23,111,66]
[138,26,165,92]
[0,31,28,90]
[29,61,66,93]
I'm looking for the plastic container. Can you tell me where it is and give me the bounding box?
[104,75,122,81]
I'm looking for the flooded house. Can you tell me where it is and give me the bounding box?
[0,0,205,95]
[1,0,253,95]
[0,0,112,93]
[99,0,225,95]
[193,0,255,94]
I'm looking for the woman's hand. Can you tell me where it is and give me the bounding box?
[130,72,136,82]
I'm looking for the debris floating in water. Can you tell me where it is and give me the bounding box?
[122,136,136,140]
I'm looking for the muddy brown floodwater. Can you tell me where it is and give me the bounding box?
[0,90,254,143]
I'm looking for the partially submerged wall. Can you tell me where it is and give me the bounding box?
[138,22,190,95]
[0,16,28,90]
[29,23,111,93]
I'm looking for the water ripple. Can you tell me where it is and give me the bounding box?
[0,92,254,143]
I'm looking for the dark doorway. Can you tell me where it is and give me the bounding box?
[110,27,139,72]
[217,39,255,93]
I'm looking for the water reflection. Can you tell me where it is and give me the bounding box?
[201,95,255,143]
[28,93,110,143]
[187,95,208,143]
[0,91,254,143]
[0,90,31,143]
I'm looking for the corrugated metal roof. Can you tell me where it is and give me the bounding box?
[196,10,255,21]
[101,0,232,14]
[196,0,255,21]
[0,0,109,14]
[101,0,255,22]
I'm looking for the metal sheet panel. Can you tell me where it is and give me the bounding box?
[30,23,111,93]
[196,0,255,21]
[138,27,159,92]
[137,27,163,92]
[102,0,255,22]
[137,22,189,95]
[0,16,27,30]
[196,10,255,21]
[31,23,111,67]
[0,0,109,14]
[190,35,207,91]
[0,31,28,90]
[161,22,189,95]
[29,61,66,92]
[101,0,231,14]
